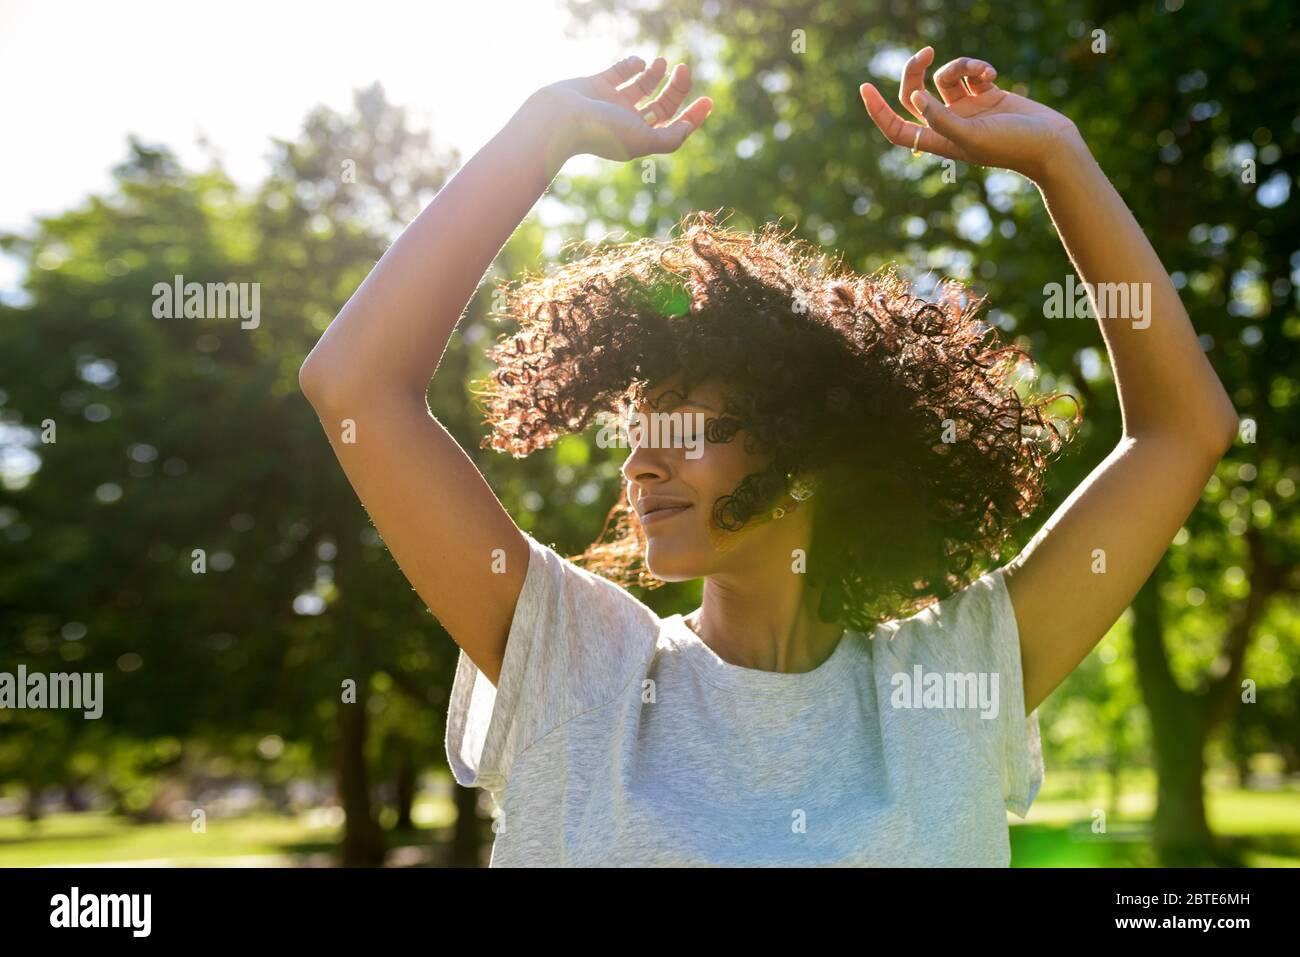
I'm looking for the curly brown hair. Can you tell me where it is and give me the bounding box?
[478,210,1077,632]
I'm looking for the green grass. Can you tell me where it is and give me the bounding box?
[0,812,337,867]
[0,797,458,867]
[1,782,1296,867]
[1009,779,1300,867]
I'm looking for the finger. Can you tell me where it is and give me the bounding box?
[593,55,646,90]
[860,83,963,161]
[966,62,999,96]
[933,57,996,105]
[908,88,971,146]
[616,56,668,107]
[640,62,691,127]
[898,46,935,123]
[647,95,712,151]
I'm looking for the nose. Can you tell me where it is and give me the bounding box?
[620,434,671,486]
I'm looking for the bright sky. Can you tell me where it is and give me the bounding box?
[0,0,633,286]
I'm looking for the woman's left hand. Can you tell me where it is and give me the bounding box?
[860,46,1083,182]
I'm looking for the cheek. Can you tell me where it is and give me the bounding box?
[678,440,754,505]
[642,441,767,578]
[676,439,769,536]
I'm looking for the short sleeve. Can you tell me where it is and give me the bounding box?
[444,531,656,794]
[883,567,1044,818]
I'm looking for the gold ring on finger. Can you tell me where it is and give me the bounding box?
[911,126,923,157]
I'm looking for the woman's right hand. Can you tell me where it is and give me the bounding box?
[530,55,713,162]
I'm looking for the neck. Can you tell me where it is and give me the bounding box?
[686,517,844,674]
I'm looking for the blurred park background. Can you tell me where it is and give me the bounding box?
[1,0,1297,867]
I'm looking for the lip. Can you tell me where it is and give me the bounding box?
[636,495,694,528]
[640,504,692,526]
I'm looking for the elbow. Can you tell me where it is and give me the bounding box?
[1211,421,1232,460]
[1211,420,1239,460]
[299,349,427,413]
[1177,377,1240,461]
[1174,404,1238,465]
[1208,392,1240,458]
[298,354,326,406]
[1128,400,1238,465]
[298,351,342,412]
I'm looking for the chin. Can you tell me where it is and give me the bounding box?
[643,537,709,582]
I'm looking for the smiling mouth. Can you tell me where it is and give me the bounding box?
[641,504,692,526]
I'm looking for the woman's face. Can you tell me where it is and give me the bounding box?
[619,376,807,581]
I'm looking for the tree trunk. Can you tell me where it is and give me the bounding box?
[1282,739,1299,776]
[1131,538,1277,867]
[64,779,90,812]
[394,745,416,832]
[1106,750,1122,821]
[1130,568,1220,864]
[450,783,486,867]
[338,701,385,867]
[1148,705,1217,864]
[1233,750,1252,789]
[23,783,42,823]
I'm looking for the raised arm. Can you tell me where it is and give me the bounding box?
[299,57,711,685]
[861,47,1237,714]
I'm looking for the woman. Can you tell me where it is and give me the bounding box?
[299,48,1237,866]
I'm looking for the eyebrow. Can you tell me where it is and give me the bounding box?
[653,395,717,413]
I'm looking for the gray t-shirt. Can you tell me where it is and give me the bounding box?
[445,531,1043,866]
